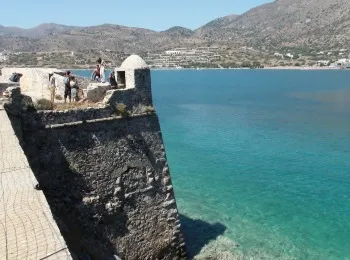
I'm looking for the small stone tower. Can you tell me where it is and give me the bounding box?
[105,55,153,111]
[116,54,151,90]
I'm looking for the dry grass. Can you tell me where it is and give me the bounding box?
[115,103,130,117]
[54,101,103,111]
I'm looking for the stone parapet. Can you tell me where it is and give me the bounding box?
[2,55,187,259]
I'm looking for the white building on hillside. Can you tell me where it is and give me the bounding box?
[317,60,330,66]
[330,59,350,69]
[0,53,8,62]
[165,50,182,55]
[285,53,294,59]
[274,52,284,58]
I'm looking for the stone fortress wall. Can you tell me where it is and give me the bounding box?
[1,67,59,100]
[0,67,90,101]
[4,55,187,259]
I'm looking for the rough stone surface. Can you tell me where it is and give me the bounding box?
[1,68,91,101]
[105,68,153,112]
[86,82,111,102]
[1,68,60,100]
[11,111,186,260]
[3,57,186,259]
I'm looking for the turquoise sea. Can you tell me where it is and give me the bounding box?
[74,69,350,259]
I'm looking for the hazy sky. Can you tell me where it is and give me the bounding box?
[1,0,272,30]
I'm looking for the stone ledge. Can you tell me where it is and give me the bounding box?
[45,113,155,129]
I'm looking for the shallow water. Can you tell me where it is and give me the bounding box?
[75,69,350,259]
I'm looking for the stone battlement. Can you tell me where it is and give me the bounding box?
[2,55,187,260]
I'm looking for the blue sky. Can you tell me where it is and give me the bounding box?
[1,0,272,31]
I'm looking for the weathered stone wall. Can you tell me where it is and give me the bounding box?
[1,68,57,100]
[31,107,113,126]
[13,109,186,260]
[1,68,91,101]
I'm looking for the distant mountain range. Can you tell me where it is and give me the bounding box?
[1,0,350,53]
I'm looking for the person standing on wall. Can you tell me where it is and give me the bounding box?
[109,71,117,89]
[91,64,101,82]
[97,57,106,83]
[70,76,78,102]
[64,71,72,103]
[49,72,56,104]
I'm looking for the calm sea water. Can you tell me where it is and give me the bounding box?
[74,69,350,259]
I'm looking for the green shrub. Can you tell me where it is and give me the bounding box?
[34,98,53,110]
[144,106,155,114]
[116,103,130,117]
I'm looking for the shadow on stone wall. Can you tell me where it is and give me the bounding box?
[7,107,186,259]
[17,127,120,259]
[179,214,226,259]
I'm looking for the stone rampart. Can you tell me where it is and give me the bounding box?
[3,55,186,259]
[8,101,186,260]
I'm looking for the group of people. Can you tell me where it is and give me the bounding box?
[48,57,119,104]
[91,58,106,82]
[49,70,80,104]
[91,58,118,88]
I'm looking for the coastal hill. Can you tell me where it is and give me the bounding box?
[1,0,350,53]
[1,0,350,64]
[0,23,205,53]
[197,0,350,51]
[194,14,239,38]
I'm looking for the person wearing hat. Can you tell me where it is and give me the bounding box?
[49,71,56,104]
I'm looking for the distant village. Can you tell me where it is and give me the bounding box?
[2,46,350,69]
[273,49,350,68]
[145,46,222,68]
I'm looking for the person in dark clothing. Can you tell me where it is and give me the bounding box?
[109,71,117,88]
[64,71,71,103]
[9,72,23,82]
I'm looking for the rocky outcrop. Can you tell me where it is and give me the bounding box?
[86,82,111,102]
